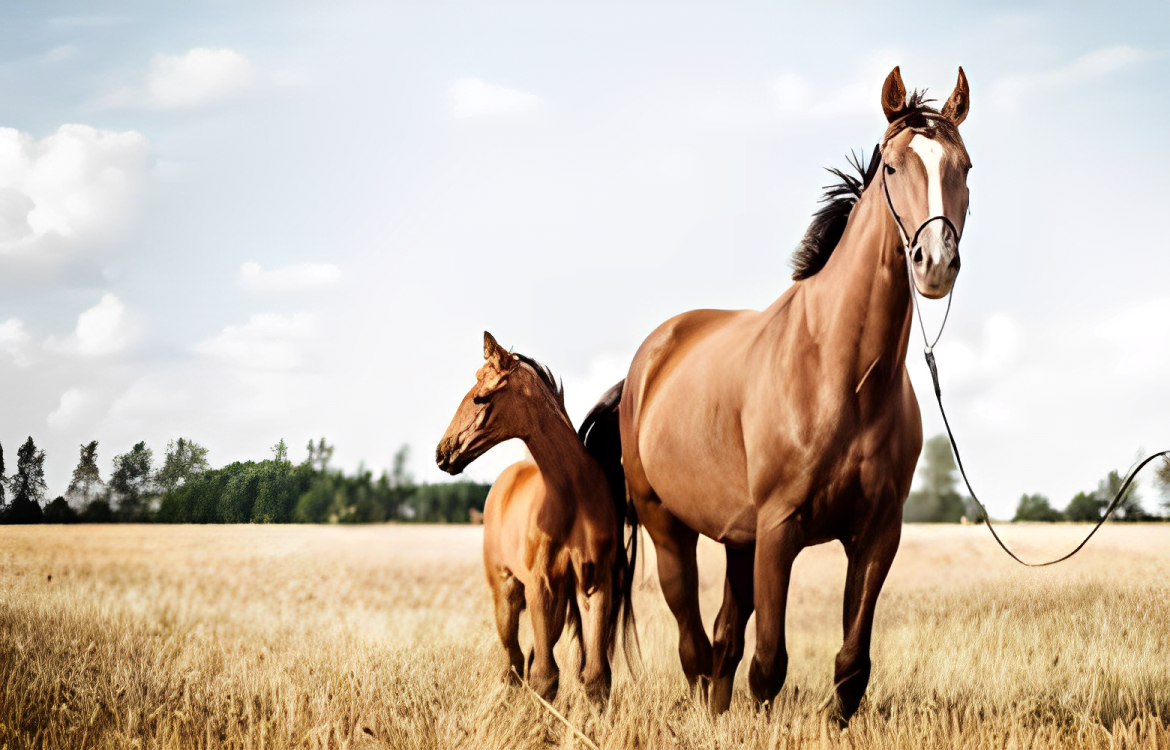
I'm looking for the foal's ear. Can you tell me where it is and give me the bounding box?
[940,66,970,127]
[483,331,512,369]
[881,66,908,123]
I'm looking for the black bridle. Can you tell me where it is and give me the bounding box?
[880,152,1170,567]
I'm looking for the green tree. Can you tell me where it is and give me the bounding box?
[377,444,416,521]
[1013,493,1062,522]
[272,439,289,464]
[80,498,113,523]
[1064,490,1106,522]
[1154,457,1170,515]
[1097,469,1147,521]
[43,496,78,524]
[110,442,155,521]
[66,441,102,507]
[218,463,261,523]
[294,473,337,523]
[304,437,334,473]
[155,438,210,492]
[5,436,47,524]
[903,435,968,523]
[0,441,7,510]
[251,443,304,523]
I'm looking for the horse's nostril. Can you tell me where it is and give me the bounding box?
[912,248,923,264]
[949,255,961,271]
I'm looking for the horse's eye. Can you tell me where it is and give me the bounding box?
[473,393,490,405]
[884,164,896,175]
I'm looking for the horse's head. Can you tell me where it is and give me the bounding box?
[436,331,567,475]
[435,332,523,474]
[879,66,971,299]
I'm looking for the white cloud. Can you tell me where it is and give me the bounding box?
[46,294,136,357]
[773,52,904,119]
[41,45,79,64]
[238,261,342,293]
[0,318,32,366]
[194,313,318,371]
[989,45,1163,109]
[47,388,92,430]
[107,376,188,422]
[104,48,261,109]
[451,78,540,119]
[1092,297,1170,382]
[0,124,151,252]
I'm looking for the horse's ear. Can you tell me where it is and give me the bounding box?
[882,66,908,123]
[483,331,508,367]
[940,66,969,127]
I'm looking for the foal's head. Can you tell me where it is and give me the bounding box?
[879,66,972,299]
[435,332,568,475]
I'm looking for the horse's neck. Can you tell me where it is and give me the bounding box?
[521,406,594,496]
[804,186,914,391]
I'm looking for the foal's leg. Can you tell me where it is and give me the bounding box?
[526,578,568,701]
[575,564,614,703]
[709,544,755,714]
[491,568,526,683]
[640,500,712,694]
[748,512,804,706]
[831,517,901,725]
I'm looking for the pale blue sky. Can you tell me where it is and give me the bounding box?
[0,1,1167,518]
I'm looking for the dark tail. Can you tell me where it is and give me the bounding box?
[578,379,641,672]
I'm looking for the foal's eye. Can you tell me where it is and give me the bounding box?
[473,393,491,405]
[884,164,896,175]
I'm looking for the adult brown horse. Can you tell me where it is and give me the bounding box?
[580,66,971,722]
[436,332,635,703]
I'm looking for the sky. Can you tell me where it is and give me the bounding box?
[0,1,1167,520]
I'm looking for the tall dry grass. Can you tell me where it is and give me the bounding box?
[2,523,1170,749]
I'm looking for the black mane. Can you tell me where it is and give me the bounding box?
[790,90,950,281]
[789,145,881,280]
[513,351,567,411]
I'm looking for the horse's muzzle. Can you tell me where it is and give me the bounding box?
[435,439,464,475]
[910,216,960,299]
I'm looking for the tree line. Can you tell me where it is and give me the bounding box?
[2,432,1166,525]
[0,436,490,525]
[904,435,1170,523]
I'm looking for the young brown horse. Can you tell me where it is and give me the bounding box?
[435,332,634,702]
[582,66,972,722]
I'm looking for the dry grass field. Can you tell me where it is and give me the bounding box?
[3,522,1170,749]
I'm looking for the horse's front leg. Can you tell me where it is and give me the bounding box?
[526,575,568,701]
[748,508,804,706]
[830,508,901,725]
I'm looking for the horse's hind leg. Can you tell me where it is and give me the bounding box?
[491,568,526,684]
[710,544,755,714]
[831,516,901,725]
[640,498,712,695]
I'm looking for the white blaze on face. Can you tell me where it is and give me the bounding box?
[908,133,947,266]
[909,134,945,220]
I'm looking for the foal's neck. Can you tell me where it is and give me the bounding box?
[521,401,594,493]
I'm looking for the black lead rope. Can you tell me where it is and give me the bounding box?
[883,160,1170,567]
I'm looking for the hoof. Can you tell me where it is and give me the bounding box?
[584,675,611,705]
[819,693,853,728]
[531,673,559,702]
